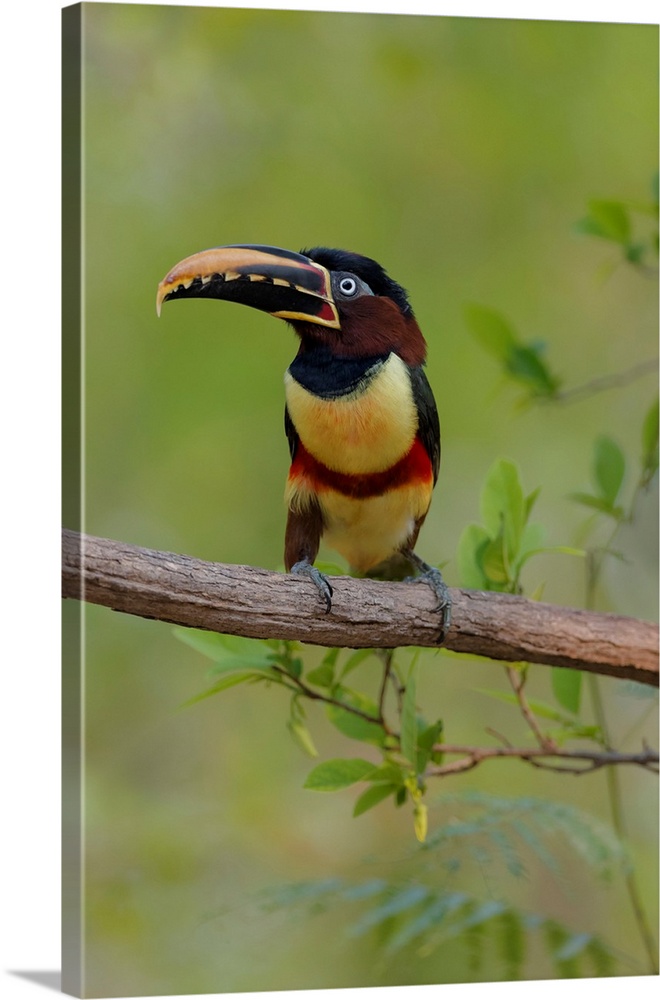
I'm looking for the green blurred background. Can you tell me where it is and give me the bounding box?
[72,3,657,994]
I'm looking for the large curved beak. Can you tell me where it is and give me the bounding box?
[156,244,340,328]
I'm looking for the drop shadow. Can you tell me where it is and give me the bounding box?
[10,971,62,993]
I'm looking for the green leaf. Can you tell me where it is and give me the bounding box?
[480,459,525,562]
[268,641,304,678]
[551,667,582,715]
[339,648,376,679]
[577,200,631,245]
[528,545,585,559]
[512,521,545,571]
[568,491,624,519]
[464,305,560,396]
[304,757,375,791]
[173,628,275,672]
[180,671,262,706]
[282,655,303,679]
[363,761,406,784]
[456,523,491,589]
[416,719,444,771]
[306,649,339,688]
[326,690,386,745]
[464,304,518,359]
[287,718,318,758]
[593,435,625,506]
[524,486,541,520]
[306,663,335,687]
[506,344,559,396]
[353,782,398,817]
[481,535,509,586]
[624,242,645,264]
[400,663,419,766]
[574,216,608,239]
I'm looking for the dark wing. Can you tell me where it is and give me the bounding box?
[284,405,299,461]
[409,366,440,485]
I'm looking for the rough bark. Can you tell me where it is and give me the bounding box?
[61,529,659,686]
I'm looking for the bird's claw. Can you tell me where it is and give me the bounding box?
[404,561,452,644]
[291,560,333,613]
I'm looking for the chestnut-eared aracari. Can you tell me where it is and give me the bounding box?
[157,245,451,638]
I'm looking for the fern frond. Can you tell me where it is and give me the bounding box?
[497,909,526,980]
[346,884,430,939]
[259,874,620,979]
[428,791,629,879]
[384,892,470,953]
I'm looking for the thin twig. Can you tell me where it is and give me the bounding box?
[506,667,557,752]
[553,357,658,405]
[427,743,658,779]
[376,649,395,724]
[271,665,389,731]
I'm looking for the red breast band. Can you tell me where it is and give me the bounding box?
[288,436,433,500]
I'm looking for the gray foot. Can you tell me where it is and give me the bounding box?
[403,551,452,642]
[291,559,333,613]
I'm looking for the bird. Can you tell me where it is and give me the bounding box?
[157,244,451,638]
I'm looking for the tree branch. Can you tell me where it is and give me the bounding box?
[427,744,659,778]
[553,356,658,404]
[61,529,659,687]
[506,666,558,752]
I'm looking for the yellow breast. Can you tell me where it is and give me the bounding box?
[319,483,433,574]
[284,353,418,475]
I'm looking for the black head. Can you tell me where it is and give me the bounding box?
[301,247,414,319]
[157,242,426,365]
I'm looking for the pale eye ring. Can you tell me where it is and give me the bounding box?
[338,276,358,296]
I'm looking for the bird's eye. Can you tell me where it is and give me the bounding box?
[338,276,358,296]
